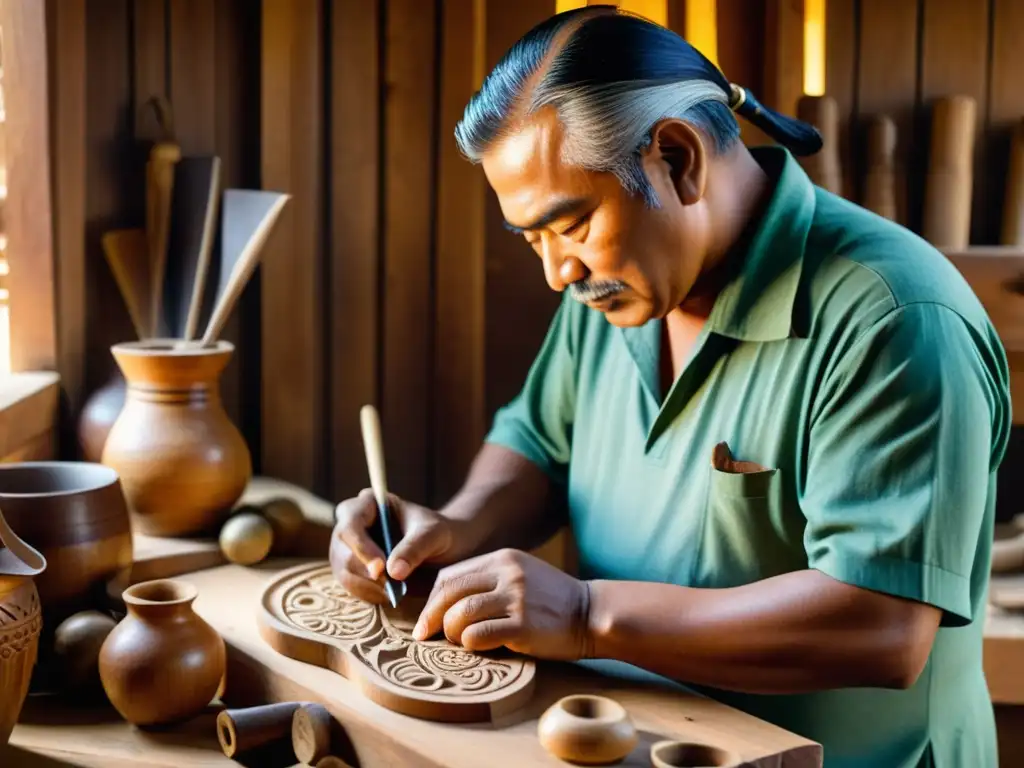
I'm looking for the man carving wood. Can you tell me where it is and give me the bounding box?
[330,7,1011,767]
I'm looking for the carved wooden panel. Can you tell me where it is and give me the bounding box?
[257,562,536,723]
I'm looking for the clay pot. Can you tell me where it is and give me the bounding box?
[537,694,638,765]
[98,578,226,726]
[0,462,133,630]
[0,504,47,744]
[77,372,127,463]
[649,740,740,767]
[102,340,252,537]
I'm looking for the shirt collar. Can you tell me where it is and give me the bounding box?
[704,145,815,342]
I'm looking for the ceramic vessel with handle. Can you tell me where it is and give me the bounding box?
[0,504,47,744]
[102,339,251,537]
[99,578,226,726]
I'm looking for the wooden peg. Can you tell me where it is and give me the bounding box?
[292,703,335,765]
[1002,118,1024,246]
[216,702,303,759]
[796,95,842,196]
[923,95,976,249]
[863,115,897,221]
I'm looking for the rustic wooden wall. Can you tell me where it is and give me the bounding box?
[46,0,1022,515]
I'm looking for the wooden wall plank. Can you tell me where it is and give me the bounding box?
[2,0,58,373]
[46,0,88,455]
[762,0,803,119]
[260,0,325,493]
[84,0,136,395]
[918,0,990,244]
[986,0,1024,246]
[856,0,919,225]
[132,0,165,141]
[434,0,486,506]
[823,0,855,201]
[211,0,256,449]
[381,0,439,502]
[328,0,381,501]
[169,0,216,155]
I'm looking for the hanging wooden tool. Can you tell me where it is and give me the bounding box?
[1001,117,1024,246]
[143,96,181,338]
[922,95,976,249]
[101,228,153,340]
[796,95,842,196]
[863,115,897,222]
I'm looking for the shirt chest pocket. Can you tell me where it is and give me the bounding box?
[692,442,806,588]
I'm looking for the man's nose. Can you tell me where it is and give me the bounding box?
[541,244,587,291]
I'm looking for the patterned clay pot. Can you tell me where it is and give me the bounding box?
[0,504,47,744]
[98,578,226,726]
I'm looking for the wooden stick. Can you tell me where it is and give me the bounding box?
[101,228,153,340]
[184,157,223,341]
[147,141,181,337]
[199,192,290,345]
[216,702,303,759]
[863,115,897,221]
[359,404,406,607]
[923,95,976,249]
[1002,118,1024,246]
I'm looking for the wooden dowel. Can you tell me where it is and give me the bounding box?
[796,95,842,196]
[923,95,976,249]
[1002,118,1024,246]
[863,114,897,221]
[216,702,303,759]
[292,703,335,765]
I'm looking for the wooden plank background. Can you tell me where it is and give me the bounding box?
[42,0,1024,512]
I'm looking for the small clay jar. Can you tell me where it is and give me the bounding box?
[102,340,252,537]
[537,694,638,765]
[98,578,226,727]
[649,740,739,768]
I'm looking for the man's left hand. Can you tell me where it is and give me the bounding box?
[411,548,591,661]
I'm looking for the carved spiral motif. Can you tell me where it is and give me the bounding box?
[278,571,517,697]
[0,582,42,661]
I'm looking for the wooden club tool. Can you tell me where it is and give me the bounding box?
[863,114,897,221]
[796,94,842,196]
[923,95,976,249]
[1002,117,1024,246]
[359,404,406,608]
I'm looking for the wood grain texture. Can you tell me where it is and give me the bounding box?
[919,0,990,245]
[260,0,325,492]
[762,0,803,119]
[329,0,381,502]
[1,0,58,372]
[715,0,772,153]
[131,0,166,143]
[169,0,216,155]
[823,0,855,201]
[434,0,487,505]
[382,0,439,502]
[46,0,88,453]
[988,0,1024,246]
[856,0,918,225]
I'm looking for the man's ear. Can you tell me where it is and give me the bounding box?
[641,118,707,205]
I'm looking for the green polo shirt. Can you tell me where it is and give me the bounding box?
[485,146,1012,767]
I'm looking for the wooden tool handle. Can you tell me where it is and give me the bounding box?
[863,114,897,221]
[1002,118,1024,246]
[359,405,389,508]
[216,702,303,758]
[923,95,976,249]
[147,141,181,336]
[796,95,842,196]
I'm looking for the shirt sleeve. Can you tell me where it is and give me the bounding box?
[484,294,578,486]
[800,301,1011,627]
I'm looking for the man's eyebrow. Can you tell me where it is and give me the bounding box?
[503,197,589,234]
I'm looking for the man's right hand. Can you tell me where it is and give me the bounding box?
[329,488,456,604]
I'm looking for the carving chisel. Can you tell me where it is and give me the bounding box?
[359,404,406,608]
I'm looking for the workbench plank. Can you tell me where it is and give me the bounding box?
[185,561,821,767]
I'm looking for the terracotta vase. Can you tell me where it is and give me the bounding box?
[98,578,226,726]
[101,340,251,537]
[0,504,47,745]
[77,372,127,463]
